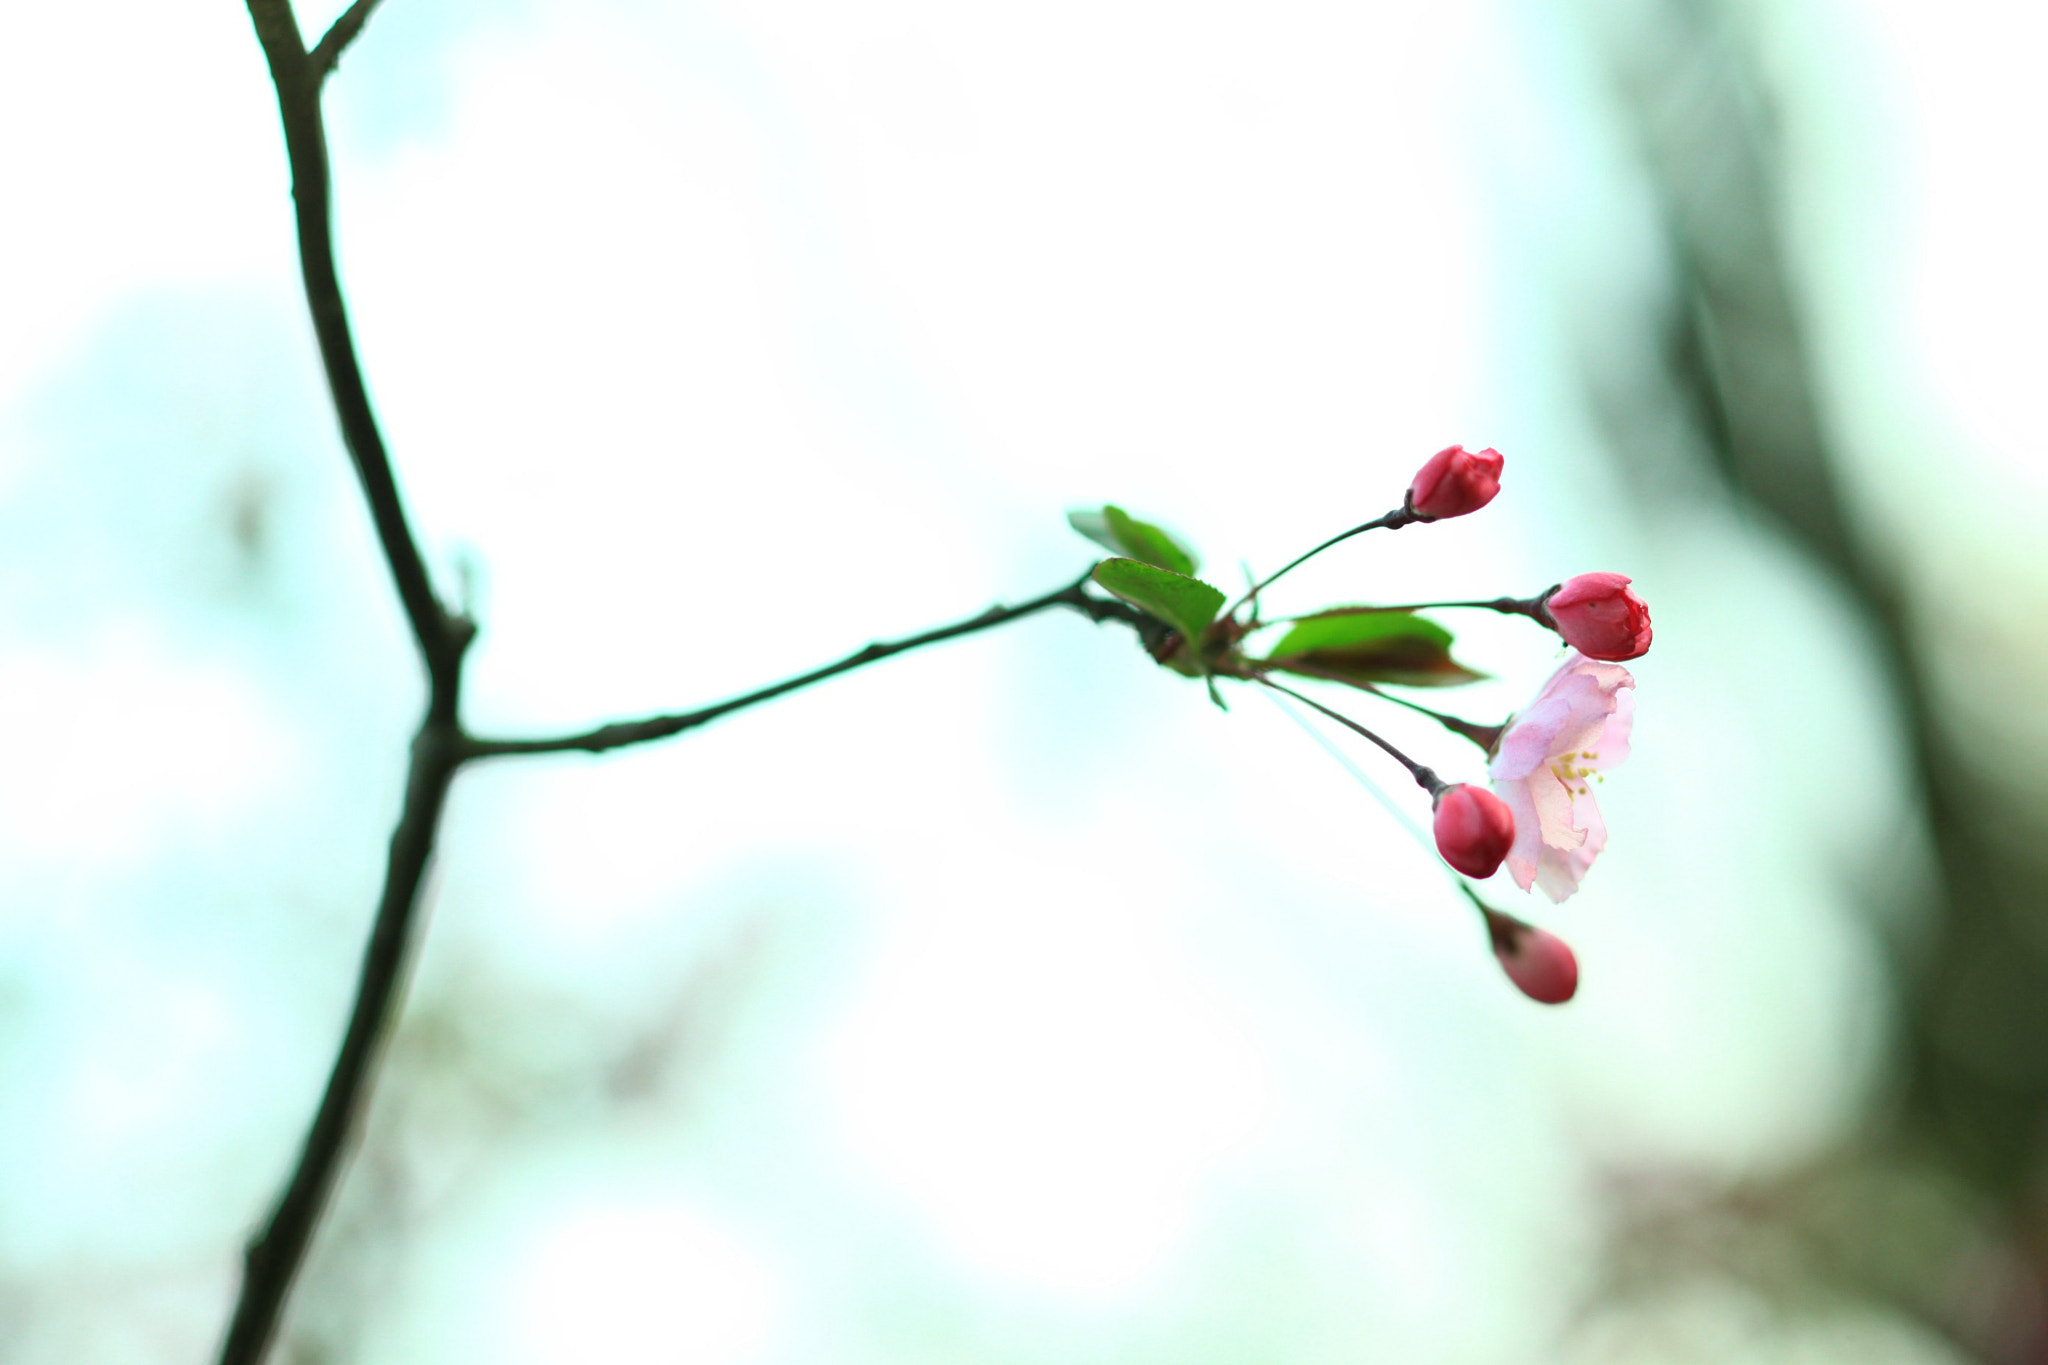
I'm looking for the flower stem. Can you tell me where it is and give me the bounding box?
[1224,503,1421,619]
[1254,663,1503,752]
[1254,588,1561,628]
[1256,677,1445,796]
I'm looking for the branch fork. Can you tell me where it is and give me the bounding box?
[222,6,1145,1360]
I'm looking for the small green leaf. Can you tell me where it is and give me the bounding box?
[1066,509,1122,555]
[1066,505,1198,577]
[1265,608,1451,657]
[1092,558,1226,645]
[1263,608,1486,688]
[1102,506,1198,576]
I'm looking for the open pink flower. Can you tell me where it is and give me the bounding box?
[1488,651,1635,902]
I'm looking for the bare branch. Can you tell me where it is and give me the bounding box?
[309,0,387,80]
[244,0,463,709]
[231,7,1150,1361]
[215,722,463,1365]
[466,572,1142,759]
[220,10,470,1363]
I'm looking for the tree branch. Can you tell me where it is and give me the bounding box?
[309,0,386,80]
[221,9,470,1363]
[245,0,462,709]
[466,571,1144,759]
[234,6,1153,1360]
[215,719,463,1365]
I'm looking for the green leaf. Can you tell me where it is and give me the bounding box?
[1066,504,1198,577]
[1091,558,1226,644]
[1102,506,1198,577]
[1262,608,1486,688]
[1066,509,1121,556]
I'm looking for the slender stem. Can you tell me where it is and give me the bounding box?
[216,719,463,1365]
[466,572,1134,759]
[1252,591,1557,628]
[1223,504,1419,619]
[1256,677,1445,796]
[245,0,464,710]
[1460,882,1526,954]
[1258,662,1503,752]
[1264,691,1499,924]
[1454,877,1493,917]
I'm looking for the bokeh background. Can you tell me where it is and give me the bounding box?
[3,0,2046,1360]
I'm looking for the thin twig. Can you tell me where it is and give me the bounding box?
[1255,661,1504,751]
[1256,676,1445,795]
[309,0,386,79]
[1250,595,1545,628]
[466,572,1137,759]
[244,0,462,709]
[1262,688,1493,918]
[1222,504,1419,619]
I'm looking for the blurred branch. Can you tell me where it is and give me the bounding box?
[1588,2,2048,1358]
[309,0,387,80]
[465,571,1146,759]
[215,725,460,1365]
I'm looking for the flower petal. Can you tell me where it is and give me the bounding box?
[1491,654,1626,780]
[1531,766,1586,851]
[1494,774,1543,892]
[1590,684,1635,770]
[1533,848,1581,902]
[1487,651,1636,900]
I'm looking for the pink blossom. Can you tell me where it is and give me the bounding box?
[1407,444,1504,520]
[1484,910,1580,1004]
[1545,572,1652,661]
[1432,783,1515,878]
[1487,651,1635,902]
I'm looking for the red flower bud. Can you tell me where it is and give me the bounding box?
[1432,783,1516,879]
[1407,444,1504,520]
[1484,910,1579,1005]
[1545,572,1652,661]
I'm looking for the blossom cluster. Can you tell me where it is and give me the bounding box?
[1073,443,1653,1004]
[1407,447,1649,999]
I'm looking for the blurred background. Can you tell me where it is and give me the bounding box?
[2,0,2045,1360]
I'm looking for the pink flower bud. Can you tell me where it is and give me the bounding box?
[1407,444,1504,520]
[1433,783,1516,879]
[1484,910,1579,1005]
[1545,573,1652,661]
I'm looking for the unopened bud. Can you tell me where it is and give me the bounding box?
[1544,573,1652,661]
[1433,784,1515,879]
[1407,444,1504,521]
[1483,909,1579,1005]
